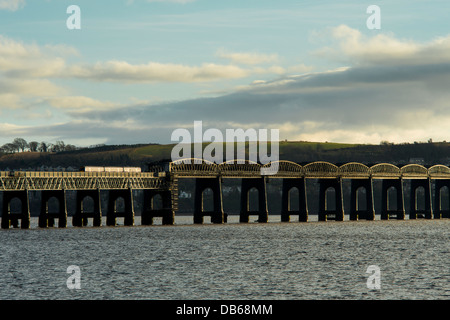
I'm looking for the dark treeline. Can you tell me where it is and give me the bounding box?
[0,138,77,154]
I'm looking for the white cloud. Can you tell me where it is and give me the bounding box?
[286,64,314,74]
[317,24,450,66]
[45,96,123,114]
[66,60,251,83]
[0,34,311,88]
[216,49,279,65]
[0,0,25,11]
[0,93,22,109]
[0,78,64,97]
[0,35,75,78]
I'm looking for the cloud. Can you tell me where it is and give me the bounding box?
[0,36,73,110]
[0,34,312,89]
[0,0,25,11]
[65,59,312,83]
[216,49,279,65]
[0,35,75,78]
[317,24,450,67]
[2,26,450,146]
[0,35,285,84]
[66,60,251,83]
[0,78,64,97]
[45,96,124,114]
[53,26,450,145]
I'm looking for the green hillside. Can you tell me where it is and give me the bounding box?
[1,140,450,170]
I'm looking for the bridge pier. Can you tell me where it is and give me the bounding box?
[433,179,450,219]
[193,178,224,224]
[280,178,308,222]
[349,178,375,220]
[1,190,30,229]
[409,178,433,219]
[73,189,102,227]
[318,178,344,221]
[141,190,175,225]
[106,188,135,226]
[240,177,268,223]
[39,190,67,228]
[381,178,405,220]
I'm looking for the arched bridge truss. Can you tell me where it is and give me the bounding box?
[162,159,449,180]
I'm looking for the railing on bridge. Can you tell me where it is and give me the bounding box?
[154,159,445,179]
[428,165,450,179]
[303,161,339,178]
[370,163,401,179]
[338,162,371,179]
[262,160,302,177]
[219,159,262,178]
[169,158,218,177]
[400,164,429,179]
[0,171,167,191]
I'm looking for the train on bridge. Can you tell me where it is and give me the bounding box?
[81,166,142,173]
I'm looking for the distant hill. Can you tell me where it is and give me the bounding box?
[1,140,450,170]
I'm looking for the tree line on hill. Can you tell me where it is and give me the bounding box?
[0,138,77,154]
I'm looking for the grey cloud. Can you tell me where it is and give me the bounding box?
[73,62,450,117]
[6,24,450,145]
[31,60,449,145]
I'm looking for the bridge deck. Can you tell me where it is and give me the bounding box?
[2,161,450,191]
[0,171,168,191]
[159,159,450,179]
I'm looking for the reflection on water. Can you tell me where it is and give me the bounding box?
[0,217,449,300]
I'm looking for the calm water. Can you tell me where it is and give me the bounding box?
[0,216,448,300]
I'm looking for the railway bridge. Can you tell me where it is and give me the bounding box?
[157,159,450,225]
[1,160,450,229]
[0,169,172,229]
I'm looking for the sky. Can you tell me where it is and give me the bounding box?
[0,0,449,147]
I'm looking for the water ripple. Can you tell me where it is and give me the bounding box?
[0,218,448,299]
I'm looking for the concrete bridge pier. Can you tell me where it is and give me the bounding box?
[433,179,450,219]
[240,177,268,223]
[381,179,405,220]
[1,190,30,229]
[106,188,135,226]
[193,178,224,224]
[409,178,433,219]
[281,178,308,222]
[318,178,344,221]
[73,189,102,227]
[349,178,375,221]
[39,190,67,228]
[141,190,175,225]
